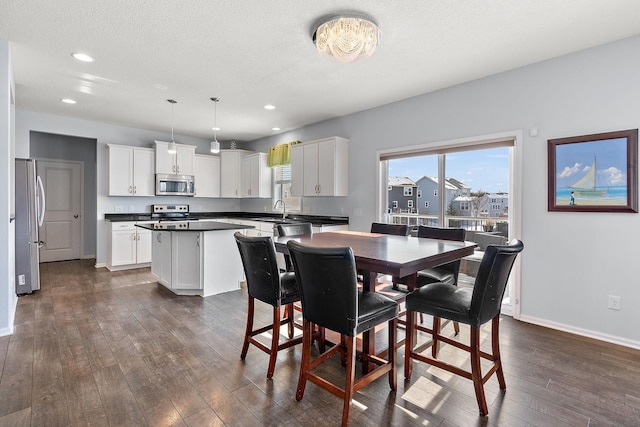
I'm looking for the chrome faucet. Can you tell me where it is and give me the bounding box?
[273,199,286,219]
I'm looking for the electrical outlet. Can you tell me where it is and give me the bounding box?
[608,295,621,311]
[18,274,25,285]
[114,205,123,212]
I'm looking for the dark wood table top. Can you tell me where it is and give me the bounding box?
[274,230,477,279]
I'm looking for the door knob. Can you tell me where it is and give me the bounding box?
[74,214,79,218]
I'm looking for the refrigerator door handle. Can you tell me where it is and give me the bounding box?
[36,175,46,227]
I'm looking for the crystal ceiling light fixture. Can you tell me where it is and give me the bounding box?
[210,97,220,153]
[167,99,178,154]
[312,14,380,63]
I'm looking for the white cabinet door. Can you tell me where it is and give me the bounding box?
[290,144,304,197]
[111,230,137,266]
[136,229,152,264]
[107,145,134,196]
[152,230,172,285]
[303,143,319,196]
[220,150,251,198]
[194,154,220,198]
[154,141,175,174]
[133,148,155,196]
[172,232,202,290]
[175,145,195,175]
[240,155,252,197]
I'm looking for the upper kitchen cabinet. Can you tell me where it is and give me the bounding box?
[220,149,251,198]
[154,141,196,175]
[290,136,349,197]
[193,154,220,198]
[107,144,155,196]
[240,152,272,198]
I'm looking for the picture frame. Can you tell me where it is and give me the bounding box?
[548,129,638,212]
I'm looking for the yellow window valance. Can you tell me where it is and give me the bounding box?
[268,140,301,167]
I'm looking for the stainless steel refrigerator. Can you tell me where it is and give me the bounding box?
[15,158,46,295]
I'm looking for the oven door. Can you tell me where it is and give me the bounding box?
[156,174,195,196]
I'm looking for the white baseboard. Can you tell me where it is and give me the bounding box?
[0,324,13,337]
[518,314,640,350]
[82,254,95,259]
[94,262,106,268]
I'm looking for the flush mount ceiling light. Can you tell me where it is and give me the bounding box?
[313,15,380,63]
[167,99,178,154]
[264,104,276,110]
[210,97,220,154]
[61,98,76,104]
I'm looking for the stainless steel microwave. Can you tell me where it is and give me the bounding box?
[156,174,195,196]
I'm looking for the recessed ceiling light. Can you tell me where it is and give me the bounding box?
[71,53,94,63]
[212,127,221,131]
[272,127,280,131]
[264,104,276,110]
[61,98,76,104]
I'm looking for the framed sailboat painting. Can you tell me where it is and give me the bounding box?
[548,129,638,212]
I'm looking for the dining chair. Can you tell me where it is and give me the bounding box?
[404,239,524,416]
[287,240,398,427]
[394,226,466,344]
[234,232,304,379]
[276,222,313,271]
[370,222,411,236]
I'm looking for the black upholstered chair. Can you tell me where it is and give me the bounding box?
[404,239,524,416]
[276,222,313,271]
[234,232,303,379]
[395,226,466,339]
[287,240,398,426]
[370,222,411,236]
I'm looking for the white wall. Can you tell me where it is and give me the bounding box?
[0,40,16,336]
[247,35,640,348]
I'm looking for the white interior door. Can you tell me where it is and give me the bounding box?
[37,160,82,262]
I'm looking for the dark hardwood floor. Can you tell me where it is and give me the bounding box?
[1,259,639,426]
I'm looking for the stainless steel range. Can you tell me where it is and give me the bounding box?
[151,204,195,222]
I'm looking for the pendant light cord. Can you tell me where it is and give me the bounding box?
[168,99,177,142]
[211,97,219,142]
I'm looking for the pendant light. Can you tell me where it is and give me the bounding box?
[167,99,177,154]
[210,97,220,153]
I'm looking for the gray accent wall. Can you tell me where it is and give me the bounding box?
[30,131,97,258]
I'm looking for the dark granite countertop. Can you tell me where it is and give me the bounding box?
[135,222,254,232]
[105,212,349,227]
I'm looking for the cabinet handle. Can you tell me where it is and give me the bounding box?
[133,185,136,194]
[157,233,162,243]
[129,185,133,194]
[137,233,141,241]
[196,235,200,247]
[132,232,136,241]
[173,165,176,173]
[177,165,180,173]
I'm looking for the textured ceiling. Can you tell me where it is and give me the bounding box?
[2,0,640,142]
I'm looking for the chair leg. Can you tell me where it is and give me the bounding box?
[342,335,356,427]
[432,317,441,357]
[295,319,313,401]
[388,318,397,390]
[470,326,488,416]
[240,296,254,360]
[404,310,415,379]
[286,302,295,339]
[492,316,506,389]
[267,306,282,379]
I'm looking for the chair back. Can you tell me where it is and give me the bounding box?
[234,232,282,306]
[470,239,524,326]
[417,226,466,281]
[370,222,411,236]
[276,222,313,237]
[287,240,359,336]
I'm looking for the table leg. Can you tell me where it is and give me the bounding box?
[406,273,419,348]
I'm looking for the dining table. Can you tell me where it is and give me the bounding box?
[273,230,477,372]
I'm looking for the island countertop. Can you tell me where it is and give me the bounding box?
[135,222,254,232]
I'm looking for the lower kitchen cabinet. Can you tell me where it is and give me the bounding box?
[151,229,244,297]
[107,222,152,270]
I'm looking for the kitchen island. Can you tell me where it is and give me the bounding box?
[136,221,253,297]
